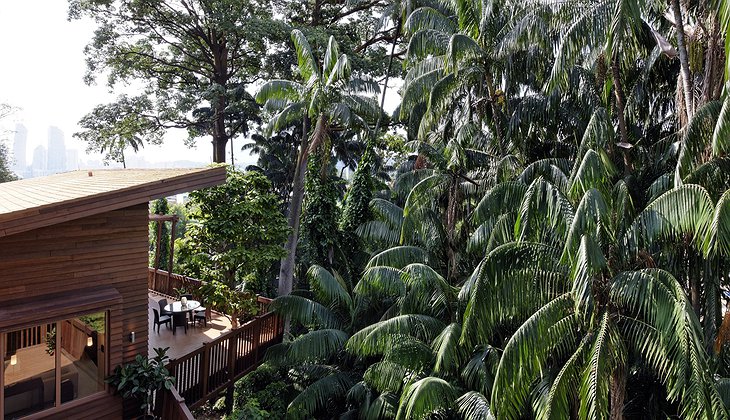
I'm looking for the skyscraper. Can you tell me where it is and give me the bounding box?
[31,145,47,178]
[12,123,27,174]
[47,126,66,174]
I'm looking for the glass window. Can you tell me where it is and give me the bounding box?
[2,311,107,419]
[60,312,106,402]
[3,323,57,419]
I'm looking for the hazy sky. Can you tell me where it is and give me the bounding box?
[0,1,250,168]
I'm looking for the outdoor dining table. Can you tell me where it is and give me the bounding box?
[164,300,201,334]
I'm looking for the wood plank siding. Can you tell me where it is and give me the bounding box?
[0,205,150,419]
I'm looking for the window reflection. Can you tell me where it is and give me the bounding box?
[3,323,57,419]
[2,312,107,418]
[60,312,106,402]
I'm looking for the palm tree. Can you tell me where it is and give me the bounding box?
[256,30,382,296]
[243,131,299,212]
[266,265,360,418]
[462,115,730,417]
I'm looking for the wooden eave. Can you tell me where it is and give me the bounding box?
[0,167,227,239]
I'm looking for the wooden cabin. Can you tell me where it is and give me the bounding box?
[0,167,226,420]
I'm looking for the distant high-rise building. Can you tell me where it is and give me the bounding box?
[66,149,79,171]
[31,145,47,178]
[47,126,66,174]
[12,123,27,174]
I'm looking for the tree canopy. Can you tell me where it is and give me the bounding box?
[175,166,288,295]
[69,0,289,162]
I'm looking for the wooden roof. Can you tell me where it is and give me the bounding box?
[0,167,227,238]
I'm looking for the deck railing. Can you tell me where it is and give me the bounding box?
[148,268,271,314]
[148,268,284,414]
[163,310,283,410]
[155,385,195,420]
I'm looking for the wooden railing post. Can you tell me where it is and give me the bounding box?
[228,330,237,380]
[200,342,210,401]
[252,317,262,363]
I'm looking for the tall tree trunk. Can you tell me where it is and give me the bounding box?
[212,93,229,163]
[702,13,723,104]
[446,177,459,282]
[373,22,400,140]
[277,117,310,296]
[610,56,633,174]
[611,56,629,146]
[610,365,626,420]
[671,0,695,119]
[211,34,229,163]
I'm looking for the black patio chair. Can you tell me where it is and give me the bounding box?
[192,307,208,327]
[171,312,188,335]
[158,299,172,317]
[152,308,171,333]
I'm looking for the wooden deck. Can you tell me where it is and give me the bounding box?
[148,294,233,361]
[147,271,284,416]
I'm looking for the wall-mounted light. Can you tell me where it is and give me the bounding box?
[10,354,17,365]
[87,336,94,347]
[130,331,136,343]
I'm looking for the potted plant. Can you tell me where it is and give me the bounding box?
[107,347,174,419]
[199,280,259,328]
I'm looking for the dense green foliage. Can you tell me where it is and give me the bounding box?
[227,363,294,419]
[256,30,383,295]
[240,1,730,419]
[0,142,16,183]
[175,166,288,295]
[74,95,164,167]
[149,198,171,270]
[0,104,18,183]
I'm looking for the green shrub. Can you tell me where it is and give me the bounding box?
[231,363,294,419]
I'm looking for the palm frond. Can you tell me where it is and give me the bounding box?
[562,188,611,263]
[326,54,351,87]
[366,246,429,269]
[462,242,566,346]
[533,335,590,420]
[307,265,353,314]
[518,159,571,193]
[707,189,730,257]
[432,322,467,375]
[269,295,341,329]
[267,329,349,365]
[356,266,406,297]
[623,184,714,257]
[323,36,340,81]
[291,29,320,81]
[395,377,457,420]
[515,177,575,244]
[713,96,730,157]
[578,311,624,420]
[404,6,456,34]
[287,372,357,419]
[492,293,577,419]
[472,181,528,226]
[255,79,302,105]
[676,101,722,183]
[570,234,606,318]
[406,30,449,62]
[364,360,412,393]
[456,391,494,420]
[347,314,445,357]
